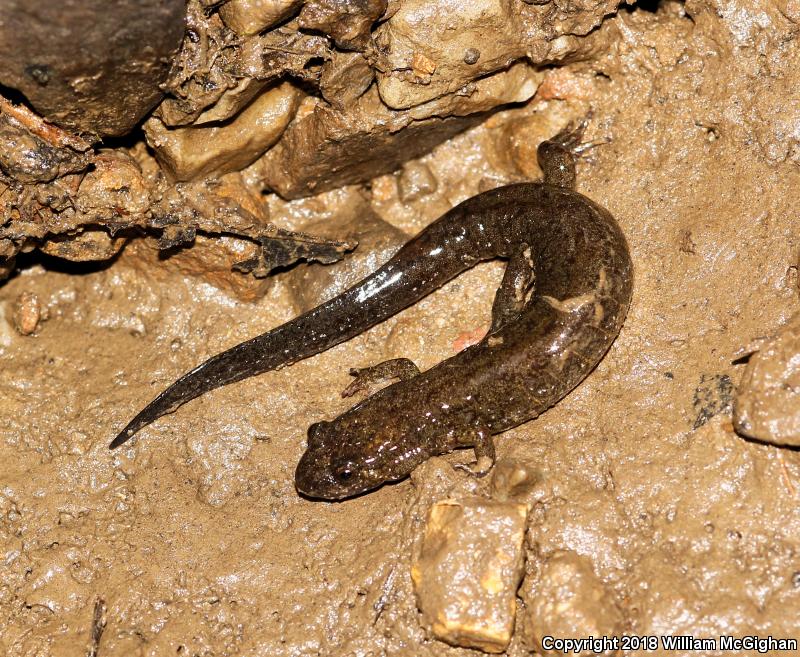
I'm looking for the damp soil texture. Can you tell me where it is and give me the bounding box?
[2,0,800,655]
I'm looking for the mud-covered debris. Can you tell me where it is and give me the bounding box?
[258,63,540,199]
[521,551,623,656]
[412,497,529,653]
[397,161,438,202]
[692,373,734,429]
[257,28,334,85]
[320,52,376,109]
[0,0,185,137]
[12,292,43,336]
[299,0,388,50]
[159,4,331,129]
[156,4,242,128]
[219,0,304,36]
[374,0,614,109]
[0,100,91,184]
[39,231,128,263]
[75,151,152,227]
[144,82,303,181]
[152,178,356,278]
[0,147,151,272]
[734,313,800,446]
[287,193,407,311]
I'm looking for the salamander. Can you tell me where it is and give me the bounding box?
[110,121,633,500]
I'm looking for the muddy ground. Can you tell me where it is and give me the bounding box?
[2,0,800,655]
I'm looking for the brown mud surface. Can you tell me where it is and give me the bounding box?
[2,0,800,655]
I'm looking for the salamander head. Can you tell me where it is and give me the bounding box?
[294,417,415,500]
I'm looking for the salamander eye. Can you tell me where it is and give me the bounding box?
[335,465,354,483]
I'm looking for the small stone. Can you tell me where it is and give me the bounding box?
[464,48,481,65]
[411,497,529,653]
[39,231,125,263]
[734,312,800,446]
[521,551,623,656]
[12,292,42,336]
[411,52,437,76]
[397,161,438,202]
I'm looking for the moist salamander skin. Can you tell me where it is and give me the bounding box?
[110,123,633,501]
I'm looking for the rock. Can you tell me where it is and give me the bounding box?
[521,551,623,656]
[12,292,43,336]
[0,0,185,137]
[193,78,271,126]
[258,63,540,199]
[144,82,303,182]
[286,194,408,312]
[374,0,615,110]
[219,0,304,36]
[149,174,355,289]
[734,313,800,446]
[411,497,529,653]
[298,0,388,50]
[320,52,375,109]
[74,151,151,226]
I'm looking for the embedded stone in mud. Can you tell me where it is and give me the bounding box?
[411,497,529,653]
[521,551,623,656]
[144,82,303,182]
[734,312,800,447]
[0,0,186,137]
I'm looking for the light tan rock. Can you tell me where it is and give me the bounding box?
[144,82,303,182]
[374,0,615,110]
[219,0,304,36]
[411,497,529,653]
[11,292,42,336]
[734,312,800,446]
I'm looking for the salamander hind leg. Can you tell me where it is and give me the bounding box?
[453,426,496,477]
[491,244,536,333]
[341,358,421,398]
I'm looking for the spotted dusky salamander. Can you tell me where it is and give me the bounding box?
[111,122,633,500]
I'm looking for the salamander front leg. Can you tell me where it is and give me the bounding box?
[490,245,535,333]
[341,357,421,398]
[454,426,496,477]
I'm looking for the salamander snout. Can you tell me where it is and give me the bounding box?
[294,420,392,500]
